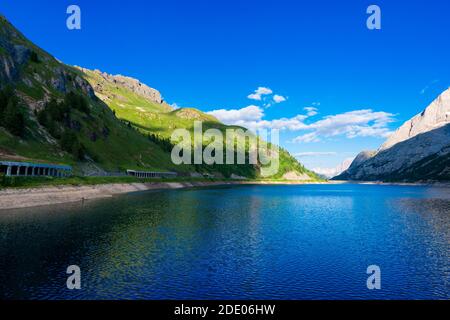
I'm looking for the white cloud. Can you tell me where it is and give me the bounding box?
[304,107,318,117]
[247,87,273,101]
[293,132,320,143]
[293,109,395,143]
[226,115,309,132]
[207,105,264,124]
[295,152,337,157]
[208,105,395,142]
[256,87,273,95]
[248,93,262,101]
[273,95,287,103]
[208,105,308,132]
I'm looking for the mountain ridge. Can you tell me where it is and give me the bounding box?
[0,14,318,180]
[75,67,168,107]
[335,89,450,182]
[380,88,450,151]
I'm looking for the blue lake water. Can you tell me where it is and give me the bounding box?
[0,184,449,300]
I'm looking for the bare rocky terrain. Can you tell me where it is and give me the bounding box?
[335,88,450,182]
[76,67,164,105]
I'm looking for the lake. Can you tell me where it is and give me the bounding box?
[0,184,449,300]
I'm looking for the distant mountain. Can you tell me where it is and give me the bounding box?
[0,15,317,180]
[313,158,354,179]
[380,88,450,151]
[335,88,450,182]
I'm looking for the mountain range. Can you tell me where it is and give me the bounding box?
[0,15,318,180]
[335,88,450,182]
[2,13,448,183]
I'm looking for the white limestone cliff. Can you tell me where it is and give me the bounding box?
[336,88,450,181]
[380,88,450,151]
[76,67,164,104]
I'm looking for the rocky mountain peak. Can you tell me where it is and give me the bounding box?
[342,150,376,175]
[380,87,450,151]
[334,88,450,182]
[76,67,163,104]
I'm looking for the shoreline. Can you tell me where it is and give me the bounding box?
[0,181,245,211]
[0,180,315,211]
[1,180,449,211]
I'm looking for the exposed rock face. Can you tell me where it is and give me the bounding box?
[380,88,450,151]
[73,74,96,99]
[171,108,219,122]
[0,17,34,82]
[173,108,203,120]
[0,44,29,82]
[50,68,67,93]
[337,124,450,181]
[335,88,450,182]
[0,55,16,81]
[340,151,376,177]
[77,67,163,104]
[351,150,376,166]
[0,15,96,102]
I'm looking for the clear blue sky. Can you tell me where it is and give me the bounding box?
[1,0,449,170]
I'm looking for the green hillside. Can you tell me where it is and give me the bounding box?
[80,68,231,136]
[0,15,191,175]
[0,14,320,181]
[80,68,319,179]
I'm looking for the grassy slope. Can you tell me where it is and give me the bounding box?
[0,15,320,183]
[0,16,192,174]
[81,69,320,180]
[81,69,224,136]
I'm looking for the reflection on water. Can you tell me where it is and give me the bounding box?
[0,184,449,300]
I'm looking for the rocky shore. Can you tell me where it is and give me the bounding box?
[0,180,335,211]
[0,181,244,211]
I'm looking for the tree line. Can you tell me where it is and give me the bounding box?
[37,92,90,160]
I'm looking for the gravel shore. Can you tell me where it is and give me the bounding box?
[0,181,245,211]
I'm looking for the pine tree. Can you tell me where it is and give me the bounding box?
[0,86,15,125]
[4,100,25,137]
[30,51,40,63]
[64,92,90,114]
[60,130,85,160]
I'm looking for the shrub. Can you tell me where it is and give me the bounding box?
[148,133,173,152]
[0,86,17,125]
[60,130,85,160]
[37,100,65,139]
[64,92,90,114]
[0,174,14,187]
[30,51,40,63]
